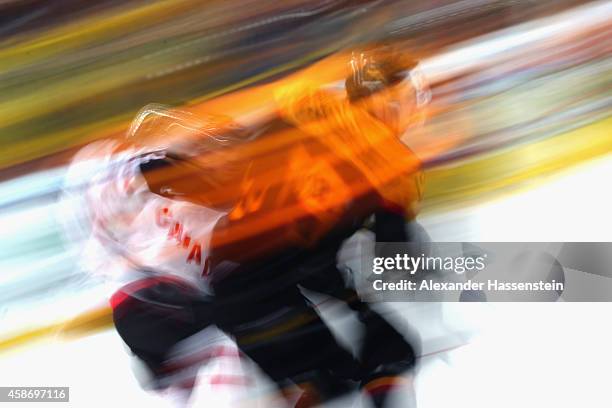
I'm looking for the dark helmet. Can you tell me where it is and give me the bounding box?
[128,104,249,208]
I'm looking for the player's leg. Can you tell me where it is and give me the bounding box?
[296,236,420,407]
[110,277,213,404]
[213,273,361,406]
[362,370,417,408]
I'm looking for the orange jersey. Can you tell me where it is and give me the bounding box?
[204,86,422,264]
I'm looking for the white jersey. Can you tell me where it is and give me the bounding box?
[60,139,226,294]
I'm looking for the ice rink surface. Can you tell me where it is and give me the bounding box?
[2,303,612,407]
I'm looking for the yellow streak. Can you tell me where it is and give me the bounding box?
[423,117,612,212]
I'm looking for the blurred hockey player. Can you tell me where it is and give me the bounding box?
[59,107,256,407]
[204,46,430,407]
[60,45,430,407]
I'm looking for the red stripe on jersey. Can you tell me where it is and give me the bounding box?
[109,275,193,309]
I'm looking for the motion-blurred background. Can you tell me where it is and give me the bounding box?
[0,0,611,406]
